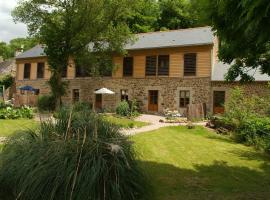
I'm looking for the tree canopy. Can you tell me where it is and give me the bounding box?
[13,0,134,106]
[196,0,270,81]
[0,38,37,60]
[127,0,203,33]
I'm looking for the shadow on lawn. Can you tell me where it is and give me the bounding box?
[140,160,270,200]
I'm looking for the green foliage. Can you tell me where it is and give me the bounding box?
[0,106,33,119]
[13,0,134,107]
[220,88,270,152]
[116,101,130,117]
[0,104,146,200]
[157,0,199,30]
[127,0,159,33]
[0,74,14,89]
[0,38,37,60]
[37,95,56,112]
[130,99,140,117]
[195,0,270,81]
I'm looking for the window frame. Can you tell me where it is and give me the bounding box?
[23,63,31,79]
[123,57,134,77]
[72,89,80,103]
[120,89,129,101]
[184,53,197,77]
[75,65,90,78]
[37,62,45,79]
[145,55,157,76]
[158,55,170,76]
[179,90,190,108]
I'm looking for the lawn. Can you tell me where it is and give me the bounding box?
[132,126,270,200]
[104,115,149,128]
[0,119,38,137]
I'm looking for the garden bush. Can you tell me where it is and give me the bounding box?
[0,106,33,119]
[116,99,140,117]
[116,100,130,117]
[37,95,56,112]
[218,87,270,153]
[0,103,146,200]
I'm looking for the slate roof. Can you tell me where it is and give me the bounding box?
[16,27,214,59]
[16,44,46,59]
[126,26,214,50]
[212,62,270,81]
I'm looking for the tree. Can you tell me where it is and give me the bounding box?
[13,0,134,107]
[0,42,9,60]
[157,0,198,30]
[196,0,270,82]
[0,38,37,60]
[126,0,159,33]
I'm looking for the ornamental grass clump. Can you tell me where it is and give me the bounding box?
[0,104,146,200]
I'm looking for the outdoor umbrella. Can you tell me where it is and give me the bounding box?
[94,88,115,94]
[93,88,115,111]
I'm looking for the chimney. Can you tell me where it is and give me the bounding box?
[15,45,24,57]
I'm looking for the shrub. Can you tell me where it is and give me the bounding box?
[0,106,33,119]
[218,87,270,153]
[116,100,130,117]
[130,99,140,117]
[0,104,146,200]
[37,95,56,112]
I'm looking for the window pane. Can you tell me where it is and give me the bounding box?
[145,56,157,76]
[24,63,31,79]
[123,57,133,77]
[76,65,90,77]
[179,90,190,108]
[184,53,197,76]
[37,63,45,79]
[121,89,128,101]
[214,91,225,107]
[73,89,80,102]
[158,55,169,76]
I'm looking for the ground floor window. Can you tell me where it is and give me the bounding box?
[179,90,190,108]
[121,89,128,101]
[34,89,40,95]
[213,91,225,114]
[73,89,80,103]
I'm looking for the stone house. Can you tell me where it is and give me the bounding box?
[15,27,270,114]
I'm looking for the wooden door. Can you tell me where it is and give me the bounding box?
[213,91,225,114]
[95,94,102,110]
[148,90,158,112]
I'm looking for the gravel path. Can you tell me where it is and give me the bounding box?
[122,114,206,136]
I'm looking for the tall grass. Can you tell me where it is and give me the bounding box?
[0,104,146,200]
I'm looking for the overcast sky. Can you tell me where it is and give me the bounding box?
[0,0,28,43]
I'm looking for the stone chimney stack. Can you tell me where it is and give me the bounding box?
[15,45,24,57]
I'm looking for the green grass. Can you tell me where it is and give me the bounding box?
[132,126,270,200]
[104,115,149,128]
[0,119,38,137]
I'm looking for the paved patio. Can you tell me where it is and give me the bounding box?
[122,114,206,135]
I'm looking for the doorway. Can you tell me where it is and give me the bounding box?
[213,91,225,114]
[95,94,102,110]
[148,90,158,112]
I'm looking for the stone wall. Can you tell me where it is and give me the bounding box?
[211,81,270,113]
[16,78,270,114]
[16,77,212,114]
